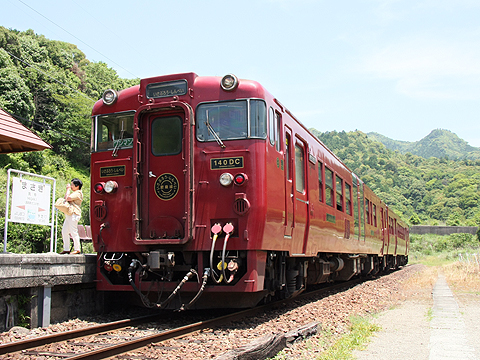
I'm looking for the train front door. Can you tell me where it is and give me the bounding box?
[139,111,187,242]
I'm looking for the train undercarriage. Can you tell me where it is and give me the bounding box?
[98,249,408,310]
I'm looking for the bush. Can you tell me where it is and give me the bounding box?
[1,218,53,253]
[410,233,480,258]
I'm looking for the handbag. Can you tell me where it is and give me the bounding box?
[55,198,74,216]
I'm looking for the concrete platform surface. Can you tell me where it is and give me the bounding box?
[0,253,97,289]
[354,274,480,360]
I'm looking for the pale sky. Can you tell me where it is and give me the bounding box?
[2,0,480,146]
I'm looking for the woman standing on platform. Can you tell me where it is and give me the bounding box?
[60,178,83,254]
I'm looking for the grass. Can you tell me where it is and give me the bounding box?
[315,316,380,360]
[426,307,434,322]
[442,261,480,295]
[272,316,380,360]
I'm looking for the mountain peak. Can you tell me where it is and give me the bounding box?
[367,129,480,160]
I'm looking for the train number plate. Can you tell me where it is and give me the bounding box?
[210,157,244,170]
[100,165,126,178]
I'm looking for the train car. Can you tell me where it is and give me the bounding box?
[90,73,408,310]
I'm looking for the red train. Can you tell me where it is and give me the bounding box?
[90,73,408,310]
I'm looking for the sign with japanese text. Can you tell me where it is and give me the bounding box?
[10,178,51,225]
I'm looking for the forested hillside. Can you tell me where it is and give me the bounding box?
[368,129,480,160]
[311,130,480,226]
[0,26,138,167]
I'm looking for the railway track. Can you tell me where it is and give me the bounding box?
[0,278,365,359]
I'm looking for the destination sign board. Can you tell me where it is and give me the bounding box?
[146,80,188,99]
[100,165,126,178]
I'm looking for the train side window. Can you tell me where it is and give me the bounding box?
[373,204,377,227]
[345,183,352,215]
[325,167,334,207]
[336,175,343,212]
[318,161,324,202]
[269,107,275,146]
[352,176,360,238]
[369,201,373,224]
[295,143,305,193]
[250,100,267,138]
[365,199,370,224]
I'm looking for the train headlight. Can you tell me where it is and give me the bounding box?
[221,74,238,91]
[102,89,118,105]
[104,180,118,193]
[94,182,105,194]
[219,173,233,187]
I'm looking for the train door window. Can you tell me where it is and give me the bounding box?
[275,112,282,152]
[269,107,275,146]
[325,167,334,207]
[373,204,377,227]
[318,161,324,202]
[365,199,370,224]
[360,184,365,238]
[285,133,292,180]
[269,107,282,152]
[151,116,182,156]
[336,175,343,212]
[345,183,352,215]
[295,143,305,193]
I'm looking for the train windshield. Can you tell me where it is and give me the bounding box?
[93,112,135,152]
[196,100,266,143]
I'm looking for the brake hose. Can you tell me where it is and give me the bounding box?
[221,223,236,284]
[209,223,223,284]
[128,259,196,309]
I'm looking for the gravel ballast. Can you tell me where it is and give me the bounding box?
[0,264,426,359]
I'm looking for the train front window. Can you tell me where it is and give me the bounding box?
[94,112,134,152]
[196,100,266,143]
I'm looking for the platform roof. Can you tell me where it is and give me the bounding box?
[0,108,51,153]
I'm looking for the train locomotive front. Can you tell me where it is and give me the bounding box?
[90,72,409,310]
[91,73,275,309]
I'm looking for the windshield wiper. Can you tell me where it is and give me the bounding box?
[205,111,225,148]
[112,120,125,157]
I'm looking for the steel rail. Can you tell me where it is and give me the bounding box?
[0,314,163,355]
[68,279,366,359]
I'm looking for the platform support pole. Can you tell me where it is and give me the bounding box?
[37,285,52,328]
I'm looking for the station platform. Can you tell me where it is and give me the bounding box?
[0,252,96,289]
[0,253,99,330]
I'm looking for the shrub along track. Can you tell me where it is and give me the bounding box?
[0,265,420,359]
